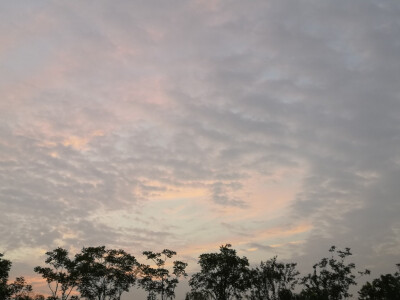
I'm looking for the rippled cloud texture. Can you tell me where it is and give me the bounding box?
[1,0,400,297]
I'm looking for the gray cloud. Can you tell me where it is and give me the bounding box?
[0,2,400,298]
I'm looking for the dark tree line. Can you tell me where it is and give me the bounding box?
[0,247,187,300]
[1,245,399,300]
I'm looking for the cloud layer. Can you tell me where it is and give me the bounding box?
[1,0,400,297]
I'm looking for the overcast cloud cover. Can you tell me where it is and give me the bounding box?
[1,0,400,297]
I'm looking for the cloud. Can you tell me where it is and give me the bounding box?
[210,182,246,207]
[0,1,400,298]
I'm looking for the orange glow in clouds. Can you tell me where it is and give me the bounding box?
[62,130,104,150]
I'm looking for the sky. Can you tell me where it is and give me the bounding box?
[1,0,400,298]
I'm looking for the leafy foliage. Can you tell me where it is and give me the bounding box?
[139,249,188,300]
[185,291,211,300]
[8,276,33,299]
[189,244,251,300]
[7,244,400,299]
[0,253,12,299]
[248,256,299,300]
[74,246,138,300]
[1,253,45,300]
[34,247,78,300]
[358,264,400,299]
[299,246,369,300]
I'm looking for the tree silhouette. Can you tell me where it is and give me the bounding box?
[1,253,45,300]
[185,291,211,300]
[8,276,34,300]
[189,244,251,300]
[358,263,400,299]
[34,247,78,300]
[248,256,299,300]
[0,253,12,299]
[299,246,369,300]
[6,243,400,300]
[74,246,138,300]
[139,249,187,300]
